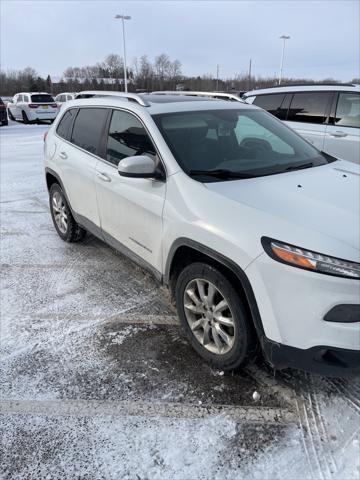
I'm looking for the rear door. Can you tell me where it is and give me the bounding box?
[323,91,360,164]
[95,108,166,273]
[285,91,332,150]
[55,107,109,228]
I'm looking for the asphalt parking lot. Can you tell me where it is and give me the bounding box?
[1,121,359,480]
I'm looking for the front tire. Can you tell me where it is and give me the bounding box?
[8,110,14,121]
[175,262,257,371]
[49,183,86,242]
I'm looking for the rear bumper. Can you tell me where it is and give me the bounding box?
[262,337,360,377]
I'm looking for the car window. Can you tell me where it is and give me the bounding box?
[335,93,359,128]
[67,95,73,101]
[17,95,23,102]
[24,95,30,103]
[287,92,331,124]
[71,108,108,155]
[106,109,157,166]
[153,109,329,181]
[56,109,77,140]
[30,94,54,103]
[252,94,286,119]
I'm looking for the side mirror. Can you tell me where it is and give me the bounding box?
[118,155,164,180]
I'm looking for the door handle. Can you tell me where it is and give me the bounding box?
[59,151,67,159]
[96,172,111,182]
[330,131,348,138]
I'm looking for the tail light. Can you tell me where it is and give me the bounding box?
[51,104,58,108]
[29,104,39,108]
[44,131,48,142]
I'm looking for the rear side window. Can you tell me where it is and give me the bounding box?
[56,109,77,140]
[287,92,331,124]
[253,94,285,119]
[106,109,156,166]
[30,94,54,103]
[71,108,108,155]
[335,93,359,128]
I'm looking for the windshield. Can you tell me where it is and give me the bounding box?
[30,94,54,103]
[152,109,333,181]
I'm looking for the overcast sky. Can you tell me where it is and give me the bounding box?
[1,0,359,82]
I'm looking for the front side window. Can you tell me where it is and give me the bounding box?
[56,108,77,140]
[287,92,331,124]
[335,93,360,128]
[106,109,156,166]
[30,94,54,103]
[71,108,108,154]
[153,109,331,182]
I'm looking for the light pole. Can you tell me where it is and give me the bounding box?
[115,14,131,92]
[278,35,290,85]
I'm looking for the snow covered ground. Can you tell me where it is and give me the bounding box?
[1,121,359,480]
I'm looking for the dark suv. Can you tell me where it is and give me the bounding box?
[0,98,8,126]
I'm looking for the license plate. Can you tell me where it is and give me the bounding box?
[42,105,48,109]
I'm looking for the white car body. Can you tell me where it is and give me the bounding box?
[8,92,58,123]
[244,85,360,164]
[54,92,77,108]
[44,93,360,375]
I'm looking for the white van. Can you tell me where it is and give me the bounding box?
[243,84,360,164]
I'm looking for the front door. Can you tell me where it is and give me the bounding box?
[323,92,360,164]
[95,109,166,273]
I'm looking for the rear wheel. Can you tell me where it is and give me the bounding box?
[22,111,29,124]
[175,262,257,371]
[49,183,86,243]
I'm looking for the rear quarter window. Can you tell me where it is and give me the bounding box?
[56,109,77,140]
[70,108,108,155]
[252,94,287,119]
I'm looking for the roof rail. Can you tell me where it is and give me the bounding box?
[150,91,243,102]
[250,83,357,89]
[75,90,150,107]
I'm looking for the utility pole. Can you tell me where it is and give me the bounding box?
[216,64,219,92]
[278,35,290,85]
[248,58,252,91]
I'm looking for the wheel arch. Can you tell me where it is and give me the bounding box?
[164,238,265,341]
[45,168,74,216]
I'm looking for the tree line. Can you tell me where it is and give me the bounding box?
[1,53,358,96]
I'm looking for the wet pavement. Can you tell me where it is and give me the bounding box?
[1,122,359,479]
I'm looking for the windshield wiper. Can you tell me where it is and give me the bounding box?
[188,169,256,179]
[285,162,314,172]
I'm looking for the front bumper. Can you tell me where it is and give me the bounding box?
[262,337,360,376]
[246,252,360,352]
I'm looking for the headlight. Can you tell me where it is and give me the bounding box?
[261,237,360,280]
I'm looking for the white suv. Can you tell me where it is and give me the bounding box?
[44,92,360,376]
[243,84,360,164]
[8,92,58,124]
[54,92,77,108]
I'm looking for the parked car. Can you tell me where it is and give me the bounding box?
[7,92,58,124]
[243,84,360,164]
[54,92,77,108]
[44,91,360,376]
[0,97,8,126]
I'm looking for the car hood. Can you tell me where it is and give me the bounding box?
[205,160,360,252]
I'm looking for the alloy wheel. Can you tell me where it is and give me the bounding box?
[183,278,236,355]
[52,191,68,234]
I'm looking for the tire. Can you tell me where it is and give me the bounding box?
[175,262,257,371]
[49,183,86,243]
[3,119,8,126]
[22,111,29,124]
[8,110,14,121]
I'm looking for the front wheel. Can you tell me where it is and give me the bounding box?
[49,183,86,242]
[8,110,14,121]
[175,262,257,371]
